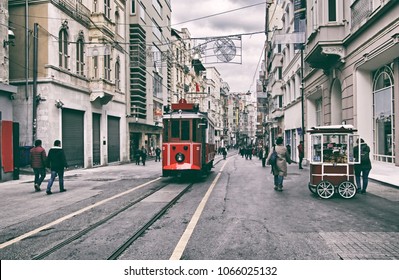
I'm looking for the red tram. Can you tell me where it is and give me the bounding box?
[162,99,216,177]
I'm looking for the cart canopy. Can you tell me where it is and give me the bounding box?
[307,125,357,134]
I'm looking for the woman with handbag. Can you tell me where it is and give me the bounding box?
[266,136,292,191]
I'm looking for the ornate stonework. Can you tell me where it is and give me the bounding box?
[321,46,345,59]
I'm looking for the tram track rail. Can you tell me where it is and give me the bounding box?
[32,181,194,260]
[108,182,194,260]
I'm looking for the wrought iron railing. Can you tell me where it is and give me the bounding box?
[52,0,91,26]
[351,0,372,29]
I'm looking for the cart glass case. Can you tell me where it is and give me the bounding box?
[309,126,360,165]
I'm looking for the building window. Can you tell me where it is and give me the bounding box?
[131,0,136,14]
[328,0,337,22]
[152,0,162,16]
[104,0,111,19]
[93,56,98,78]
[140,3,146,21]
[311,2,318,30]
[76,36,84,76]
[58,28,68,69]
[115,10,119,34]
[115,57,120,90]
[277,67,282,80]
[153,72,162,99]
[373,64,395,163]
[152,19,162,40]
[104,54,111,81]
[316,98,322,126]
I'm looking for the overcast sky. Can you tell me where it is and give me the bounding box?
[170,0,268,94]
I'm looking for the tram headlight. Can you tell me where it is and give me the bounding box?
[175,152,185,163]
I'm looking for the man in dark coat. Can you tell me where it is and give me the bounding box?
[46,140,68,195]
[354,138,372,194]
[135,148,141,165]
[141,146,147,166]
[155,147,161,162]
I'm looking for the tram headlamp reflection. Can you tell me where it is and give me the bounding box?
[175,153,185,163]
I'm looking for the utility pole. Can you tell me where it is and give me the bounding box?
[300,44,305,144]
[25,0,29,101]
[32,23,38,142]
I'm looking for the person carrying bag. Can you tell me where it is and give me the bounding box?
[266,136,292,191]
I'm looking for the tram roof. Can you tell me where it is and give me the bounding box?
[163,111,208,119]
[307,125,358,134]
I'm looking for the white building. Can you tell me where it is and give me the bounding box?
[9,0,129,168]
[0,0,18,181]
[304,0,399,170]
[264,0,399,179]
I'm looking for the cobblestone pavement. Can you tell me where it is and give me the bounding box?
[320,232,399,260]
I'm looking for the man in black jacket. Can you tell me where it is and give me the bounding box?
[354,138,372,194]
[46,140,68,195]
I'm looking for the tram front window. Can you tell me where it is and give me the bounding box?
[181,120,190,140]
[170,119,191,141]
[171,120,180,138]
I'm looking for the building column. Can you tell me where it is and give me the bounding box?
[394,58,399,166]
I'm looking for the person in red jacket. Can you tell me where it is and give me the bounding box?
[297,141,304,169]
[30,139,47,192]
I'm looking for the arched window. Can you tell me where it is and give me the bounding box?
[115,57,120,90]
[59,26,69,69]
[76,32,84,76]
[373,64,395,163]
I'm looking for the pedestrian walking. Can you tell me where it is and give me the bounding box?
[222,147,227,159]
[155,146,161,162]
[141,146,147,166]
[297,141,304,169]
[245,146,252,160]
[261,145,268,167]
[135,147,141,165]
[354,138,372,194]
[266,137,292,191]
[46,140,68,195]
[30,139,47,192]
[240,146,245,158]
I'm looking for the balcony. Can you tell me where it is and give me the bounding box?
[305,24,346,70]
[51,0,91,26]
[90,13,115,39]
[90,79,115,105]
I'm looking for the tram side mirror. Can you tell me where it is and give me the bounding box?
[198,118,208,129]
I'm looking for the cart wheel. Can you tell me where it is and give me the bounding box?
[316,181,335,199]
[308,183,317,194]
[337,181,356,199]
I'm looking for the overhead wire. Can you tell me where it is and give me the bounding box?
[171,1,266,26]
[7,1,269,95]
[247,2,278,92]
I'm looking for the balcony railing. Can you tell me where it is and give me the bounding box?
[351,0,372,30]
[52,0,91,26]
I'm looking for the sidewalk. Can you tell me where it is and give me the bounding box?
[2,154,226,186]
[368,161,399,188]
